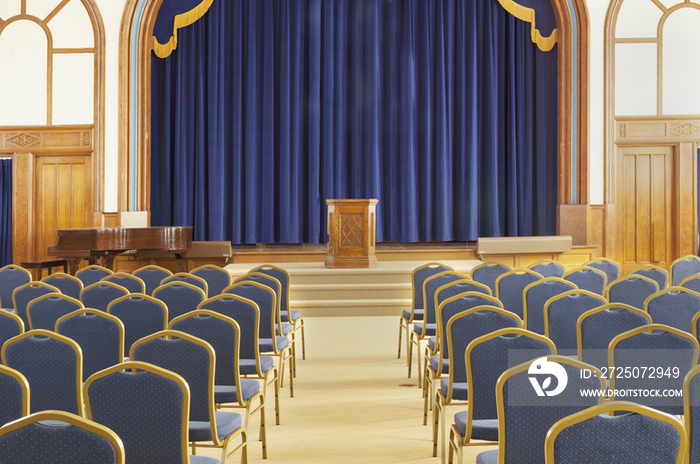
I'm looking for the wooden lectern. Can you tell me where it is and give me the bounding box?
[325,199,378,268]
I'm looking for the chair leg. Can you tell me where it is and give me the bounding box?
[300,319,305,360]
[258,396,267,459]
[407,332,414,379]
[416,338,422,386]
[440,396,447,464]
[405,323,411,367]
[423,369,432,425]
[448,428,455,464]
[432,394,441,457]
[286,347,294,398]
[398,317,405,358]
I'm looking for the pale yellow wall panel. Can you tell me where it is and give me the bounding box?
[663,9,700,115]
[0,0,21,19]
[27,0,63,22]
[616,0,664,39]
[615,43,657,116]
[49,0,94,49]
[52,53,94,125]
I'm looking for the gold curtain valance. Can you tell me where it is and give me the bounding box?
[496,0,558,52]
[152,0,215,58]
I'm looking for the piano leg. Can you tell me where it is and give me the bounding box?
[172,253,187,273]
[66,258,82,276]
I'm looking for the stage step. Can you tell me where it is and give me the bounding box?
[290,283,412,301]
[291,298,412,317]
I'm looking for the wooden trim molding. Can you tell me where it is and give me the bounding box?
[0,126,94,154]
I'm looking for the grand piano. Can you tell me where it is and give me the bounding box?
[48,226,193,275]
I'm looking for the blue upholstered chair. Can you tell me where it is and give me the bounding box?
[0,310,24,349]
[523,277,577,335]
[562,266,608,295]
[192,264,232,297]
[26,293,83,330]
[606,274,659,310]
[250,264,306,361]
[684,363,700,464]
[170,310,268,433]
[153,281,206,323]
[56,309,124,381]
[645,287,700,335]
[131,331,249,462]
[544,289,607,356]
[226,280,294,397]
[470,261,512,296]
[0,410,125,464]
[546,402,686,464]
[0,265,31,311]
[681,272,700,294]
[432,306,521,463]
[107,294,167,358]
[2,329,83,416]
[84,361,221,464]
[495,268,543,320]
[80,282,129,312]
[671,255,700,287]
[473,356,604,464]
[133,265,173,296]
[0,364,29,427]
[610,324,698,415]
[528,259,566,278]
[75,265,113,288]
[583,257,621,286]
[629,263,669,290]
[161,273,209,298]
[41,272,83,299]
[197,294,280,425]
[576,303,652,370]
[101,272,146,294]
[448,329,555,464]
[409,271,468,383]
[12,281,60,330]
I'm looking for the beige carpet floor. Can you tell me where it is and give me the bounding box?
[195,316,496,463]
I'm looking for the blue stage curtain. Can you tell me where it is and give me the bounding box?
[151,0,558,243]
[0,159,11,265]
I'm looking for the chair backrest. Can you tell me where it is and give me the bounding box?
[80,282,129,312]
[583,257,620,285]
[26,293,83,331]
[546,401,686,464]
[436,292,503,356]
[169,310,244,403]
[2,330,83,415]
[436,280,492,311]
[495,269,543,319]
[41,273,83,299]
[645,287,700,335]
[75,265,114,288]
[0,410,125,464]
[131,331,215,425]
[12,282,60,330]
[0,265,31,310]
[235,272,282,316]
[684,363,700,463]
[443,306,522,401]
[421,271,468,330]
[671,255,700,287]
[464,329,555,438]
[610,324,698,415]
[107,294,168,358]
[471,261,512,296]
[629,264,669,290]
[152,282,206,323]
[606,274,659,310]
[562,266,608,295]
[0,364,29,427]
[101,273,146,294]
[544,289,607,353]
[523,277,578,335]
[192,265,232,297]
[224,281,277,340]
[84,361,191,464]
[160,273,208,298]
[56,309,125,381]
[576,303,652,369]
[681,272,700,294]
[0,311,24,349]
[133,265,173,296]
[409,263,454,312]
[494,356,604,464]
[528,259,566,278]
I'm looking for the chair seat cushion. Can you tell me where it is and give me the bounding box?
[214,379,260,404]
[240,356,274,375]
[281,310,302,322]
[276,322,293,336]
[259,336,290,353]
[189,411,242,441]
[190,455,220,464]
[454,411,498,441]
[429,356,449,375]
[441,378,468,401]
[476,449,498,464]
[428,336,436,351]
[402,308,424,321]
[413,323,436,336]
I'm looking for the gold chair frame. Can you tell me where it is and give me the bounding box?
[101,272,146,294]
[161,273,210,298]
[522,277,578,331]
[26,293,83,331]
[543,289,608,340]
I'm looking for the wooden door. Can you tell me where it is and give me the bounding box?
[33,155,93,260]
[616,146,675,274]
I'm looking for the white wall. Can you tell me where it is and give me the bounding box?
[586,0,608,205]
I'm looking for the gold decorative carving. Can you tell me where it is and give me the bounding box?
[671,123,699,137]
[6,133,40,147]
[340,214,364,248]
[83,133,91,146]
[618,124,625,138]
